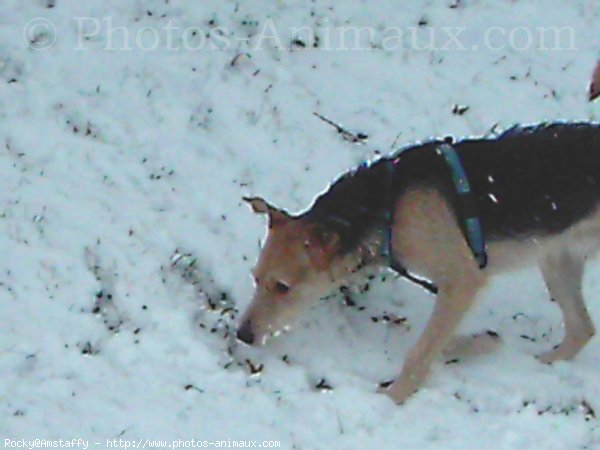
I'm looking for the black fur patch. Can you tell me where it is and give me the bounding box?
[304,123,600,254]
[302,159,393,254]
[458,123,600,239]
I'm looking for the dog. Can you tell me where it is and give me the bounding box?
[237,122,600,404]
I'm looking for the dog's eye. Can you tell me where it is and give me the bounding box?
[274,281,290,294]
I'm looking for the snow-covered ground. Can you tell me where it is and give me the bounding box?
[1,1,600,449]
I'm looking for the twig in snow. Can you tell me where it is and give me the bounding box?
[581,400,596,421]
[315,378,333,391]
[313,112,368,144]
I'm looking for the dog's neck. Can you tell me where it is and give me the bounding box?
[327,228,389,284]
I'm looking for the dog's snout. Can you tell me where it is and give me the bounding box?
[236,321,255,345]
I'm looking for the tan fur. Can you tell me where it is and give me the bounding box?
[379,188,600,403]
[239,190,600,405]
[238,203,373,344]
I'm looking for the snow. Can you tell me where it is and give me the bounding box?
[1,0,600,449]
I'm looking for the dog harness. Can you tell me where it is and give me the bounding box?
[437,143,487,269]
[385,142,487,294]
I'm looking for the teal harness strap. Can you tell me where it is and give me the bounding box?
[437,143,488,268]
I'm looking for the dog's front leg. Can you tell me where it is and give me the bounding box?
[380,279,484,404]
[383,187,488,404]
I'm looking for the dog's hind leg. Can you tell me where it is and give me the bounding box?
[538,246,596,364]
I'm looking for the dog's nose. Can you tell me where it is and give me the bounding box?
[236,321,255,345]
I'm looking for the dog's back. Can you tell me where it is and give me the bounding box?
[392,123,600,242]
[461,123,600,239]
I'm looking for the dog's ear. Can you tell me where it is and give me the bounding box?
[243,196,272,214]
[243,196,290,227]
[590,60,600,102]
[304,225,340,271]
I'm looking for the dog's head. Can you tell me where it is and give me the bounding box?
[236,197,342,346]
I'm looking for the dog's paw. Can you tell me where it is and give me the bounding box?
[536,344,576,365]
[536,335,591,364]
[377,379,417,405]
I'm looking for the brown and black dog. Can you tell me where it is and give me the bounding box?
[238,123,600,404]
